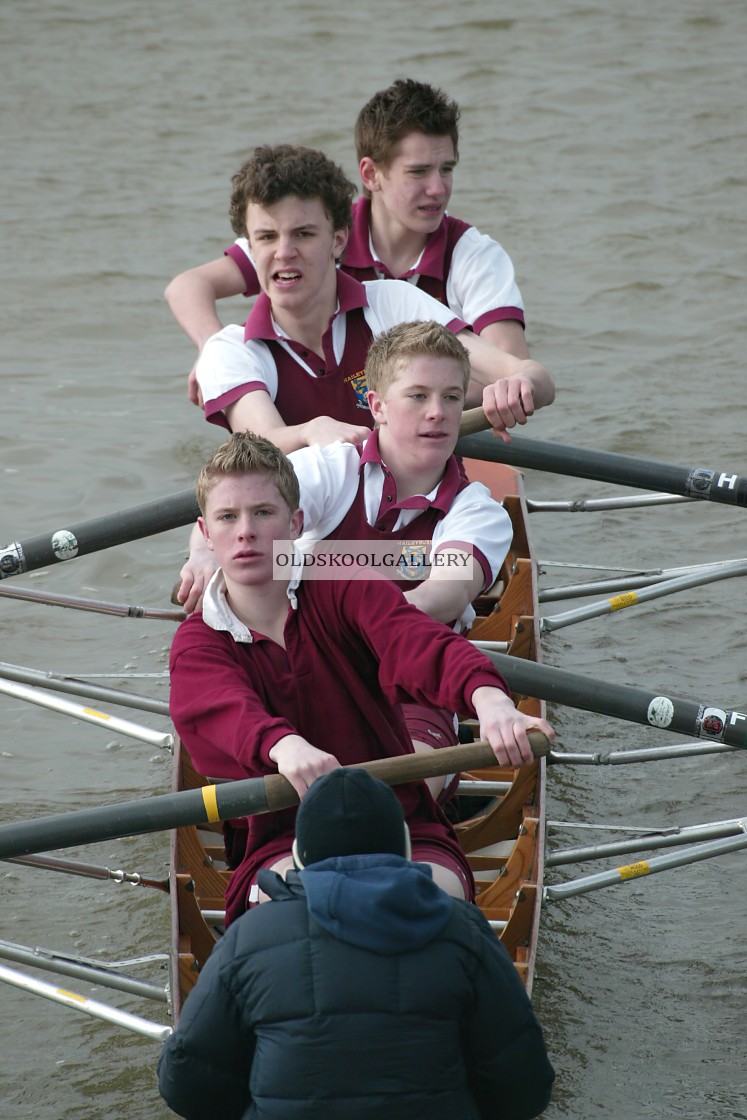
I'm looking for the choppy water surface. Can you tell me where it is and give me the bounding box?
[2,2,746,1116]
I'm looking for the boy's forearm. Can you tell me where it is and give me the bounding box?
[403,581,470,625]
[164,273,225,350]
[478,318,530,359]
[404,561,482,625]
[225,396,371,453]
[166,257,247,350]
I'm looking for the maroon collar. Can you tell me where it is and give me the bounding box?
[361,430,463,518]
[243,270,369,343]
[343,197,449,282]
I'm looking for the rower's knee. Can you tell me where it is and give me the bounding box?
[427,862,469,899]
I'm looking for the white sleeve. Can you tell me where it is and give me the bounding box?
[195,325,279,405]
[445,227,524,329]
[290,442,361,541]
[232,237,255,267]
[431,482,512,589]
[362,279,463,336]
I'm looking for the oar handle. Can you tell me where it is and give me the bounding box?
[458,407,491,437]
[0,733,551,859]
[263,731,550,809]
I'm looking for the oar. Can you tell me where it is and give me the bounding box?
[486,651,747,748]
[1,410,490,583]
[0,583,185,621]
[547,816,747,868]
[540,558,747,632]
[4,853,169,891]
[0,661,170,716]
[0,677,173,749]
[0,489,199,580]
[0,735,549,860]
[0,937,169,1004]
[0,963,171,1042]
[456,428,747,508]
[538,557,747,603]
[543,830,747,903]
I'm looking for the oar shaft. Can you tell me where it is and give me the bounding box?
[547,818,747,867]
[4,852,166,889]
[538,558,747,603]
[0,678,173,749]
[0,583,185,620]
[0,962,171,1041]
[0,661,170,716]
[0,489,199,580]
[486,651,747,749]
[0,736,548,860]
[543,830,747,902]
[0,780,272,859]
[456,431,747,508]
[0,939,168,1003]
[541,559,747,632]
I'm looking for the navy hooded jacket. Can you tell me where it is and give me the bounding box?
[158,855,554,1119]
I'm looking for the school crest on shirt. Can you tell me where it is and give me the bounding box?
[344,369,370,410]
[397,541,430,581]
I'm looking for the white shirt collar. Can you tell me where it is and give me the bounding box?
[201,564,300,644]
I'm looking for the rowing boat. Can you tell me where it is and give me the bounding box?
[2,439,747,1115]
[169,457,545,1018]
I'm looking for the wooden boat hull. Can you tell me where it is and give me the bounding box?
[457,459,545,992]
[169,461,544,1018]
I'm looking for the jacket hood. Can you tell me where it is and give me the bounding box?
[298,854,453,954]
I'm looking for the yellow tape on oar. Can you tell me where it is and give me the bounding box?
[609,591,639,611]
[58,988,87,1003]
[201,785,220,823]
[618,860,651,881]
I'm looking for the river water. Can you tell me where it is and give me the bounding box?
[1,1,746,1117]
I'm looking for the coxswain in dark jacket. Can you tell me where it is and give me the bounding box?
[158,769,555,1120]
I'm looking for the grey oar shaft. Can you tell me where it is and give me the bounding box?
[541,560,747,632]
[0,660,170,715]
[539,558,747,603]
[543,830,747,902]
[547,818,746,867]
[549,742,743,765]
[529,493,689,512]
[0,678,173,748]
[5,852,153,885]
[0,940,167,1002]
[0,962,171,1041]
[0,583,184,621]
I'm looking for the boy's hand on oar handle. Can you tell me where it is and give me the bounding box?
[269,734,341,800]
[526,729,553,759]
[471,685,557,767]
[458,406,493,437]
[460,373,543,445]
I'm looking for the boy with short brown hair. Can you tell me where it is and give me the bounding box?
[169,432,556,921]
